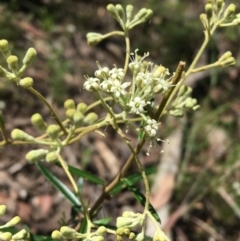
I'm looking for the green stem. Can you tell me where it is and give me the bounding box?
[27,87,68,135]
[123,30,130,78]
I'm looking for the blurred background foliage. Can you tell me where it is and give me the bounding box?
[0,0,240,240]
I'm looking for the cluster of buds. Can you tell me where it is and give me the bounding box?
[86,4,153,46]
[200,0,240,30]
[52,226,107,241]
[0,205,29,241]
[0,39,37,86]
[64,99,98,126]
[170,85,200,117]
[115,211,144,241]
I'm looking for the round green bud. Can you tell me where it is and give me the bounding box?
[205,3,213,19]
[0,39,11,57]
[60,226,77,238]
[217,0,223,11]
[77,102,88,113]
[12,229,29,240]
[135,233,144,241]
[0,205,7,217]
[52,230,63,240]
[224,4,236,18]
[23,47,37,66]
[31,113,47,132]
[107,4,117,16]
[66,109,76,120]
[199,13,208,26]
[153,230,170,241]
[86,32,104,46]
[7,55,18,72]
[152,66,167,78]
[47,124,60,139]
[123,228,130,236]
[116,235,123,241]
[26,149,48,163]
[64,99,75,109]
[11,129,35,142]
[73,112,84,126]
[0,232,12,241]
[19,77,33,88]
[97,226,107,235]
[83,112,98,124]
[129,232,136,240]
[46,152,58,164]
[116,228,124,236]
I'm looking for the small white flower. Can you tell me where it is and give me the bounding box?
[109,67,124,80]
[144,118,158,137]
[94,67,109,79]
[136,72,153,87]
[110,81,131,99]
[83,77,100,91]
[129,49,149,73]
[128,97,147,114]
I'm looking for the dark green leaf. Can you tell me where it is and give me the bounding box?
[37,163,81,206]
[127,184,161,223]
[57,163,104,186]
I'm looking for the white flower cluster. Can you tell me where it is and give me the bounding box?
[83,51,175,139]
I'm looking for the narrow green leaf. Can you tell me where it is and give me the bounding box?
[93,218,111,225]
[110,166,157,195]
[37,163,81,206]
[78,218,87,234]
[127,184,161,223]
[57,164,104,186]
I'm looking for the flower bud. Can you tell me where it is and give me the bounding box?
[52,230,63,240]
[73,112,84,126]
[107,4,117,16]
[23,47,37,66]
[83,112,98,124]
[129,232,136,240]
[7,55,18,72]
[0,232,12,241]
[12,229,29,240]
[2,216,21,228]
[135,233,144,241]
[221,56,236,67]
[169,109,183,117]
[0,39,11,58]
[47,124,60,139]
[218,51,232,62]
[64,99,75,109]
[224,4,236,18]
[153,230,170,241]
[116,4,125,20]
[46,152,58,164]
[133,8,148,21]
[116,217,133,228]
[217,0,224,11]
[199,13,208,27]
[60,226,77,238]
[26,149,48,163]
[205,3,213,19]
[0,205,7,217]
[152,66,166,78]
[19,77,33,88]
[86,32,104,46]
[11,129,35,142]
[31,113,47,132]
[66,109,76,120]
[77,102,88,113]
[116,235,123,241]
[97,226,107,235]
[126,5,134,21]
[123,228,130,235]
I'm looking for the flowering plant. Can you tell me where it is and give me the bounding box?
[0,1,239,240]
